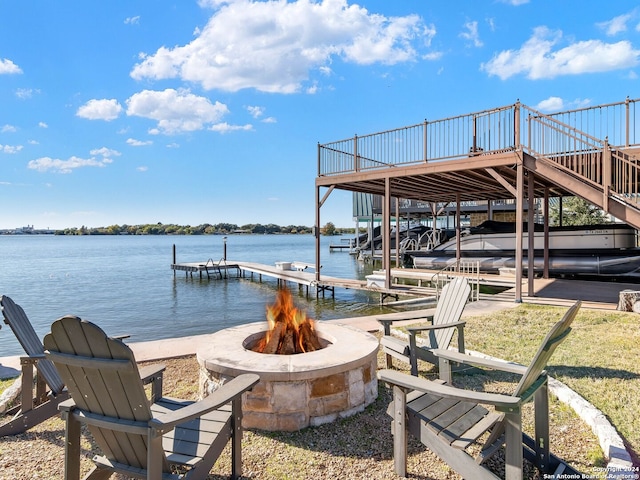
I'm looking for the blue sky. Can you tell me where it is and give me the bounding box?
[1,0,639,229]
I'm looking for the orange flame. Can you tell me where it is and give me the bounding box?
[253,288,321,354]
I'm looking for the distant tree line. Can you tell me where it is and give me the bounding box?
[55,222,356,236]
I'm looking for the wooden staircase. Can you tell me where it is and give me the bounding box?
[521,103,640,229]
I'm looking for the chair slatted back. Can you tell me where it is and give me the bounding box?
[430,278,471,348]
[1,295,65,394]
[44,315,170,472]
[513,300,581,397]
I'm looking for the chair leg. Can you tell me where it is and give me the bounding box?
[409,334,419,376]
[147,427,164,480]
[534,382,550,473]
[392,385,408,477]
[63,411,82,480]
[232,396,243,480]
[503,409,523,480]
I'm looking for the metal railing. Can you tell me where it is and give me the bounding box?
[318,104,518,176]
[319,97,640,215]
[431,261,480,303]
[522,101,640,209]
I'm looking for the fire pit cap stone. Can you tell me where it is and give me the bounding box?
[197,321,379,382]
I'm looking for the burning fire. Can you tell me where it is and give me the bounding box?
[252,288,323,355]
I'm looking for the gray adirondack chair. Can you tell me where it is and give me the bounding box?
[379,277,471,375]
[44,315,260,480]
[0,295,70,436]
[378,300,581,480]
[0,295,150,437]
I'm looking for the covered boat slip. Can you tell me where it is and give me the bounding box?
[314,98,640,302]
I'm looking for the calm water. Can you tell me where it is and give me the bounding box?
[0,234,391,356]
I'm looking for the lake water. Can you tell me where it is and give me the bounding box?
[0,234,391,356]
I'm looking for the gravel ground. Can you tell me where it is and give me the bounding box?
[0,341,605,480]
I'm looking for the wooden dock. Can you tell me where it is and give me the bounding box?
[171,260,241,279]
[171,259,439,303]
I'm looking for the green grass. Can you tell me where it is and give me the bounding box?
[454,304,640,461]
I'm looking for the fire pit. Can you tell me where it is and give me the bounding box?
[197,290,378,431]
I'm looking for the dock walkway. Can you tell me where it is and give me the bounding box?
[171,259,438,302]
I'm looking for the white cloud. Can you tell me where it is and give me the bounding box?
[0,144,23,154]
[131,0,432,93]
[209,122,253,133]
[127,138,153,146]
[423,51,443,61]
[499,0,529,4]
[597,12,634,36]
[136,166,148,172]
[125,16,141,25]
[1,124,17,133]
[246,106,264,118]
[90,147,121,159]
[38,122,48,128]
[28,155,113,174]
[262,117,277,124]
[15,88,40,99]
[166,142,180,148]
[76,99,123,121]
[535,96,564,112]
[0,58,22,74]
[126,88,230,135]
[460,21,483,47]
[481,26,640,80]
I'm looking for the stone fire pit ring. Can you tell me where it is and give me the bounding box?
[197,321,379,431]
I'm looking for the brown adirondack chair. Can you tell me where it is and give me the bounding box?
[379,276,471,375]
[378,300,581,480]
[0,295,70,436]
[44,315,260,480]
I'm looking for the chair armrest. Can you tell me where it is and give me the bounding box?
[378,369,520,410]
[139,363,166,404]
[432,349,528,375]
[19,354,45,365]
[58,397,76,413]
[378,315,434,335]
[139,363,166,383]
[150,373,260,432]
[406,320,466,334]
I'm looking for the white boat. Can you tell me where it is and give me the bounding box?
[409,221,640,278]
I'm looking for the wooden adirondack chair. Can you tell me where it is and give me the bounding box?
[44,315,260,480]
[0,294,70,436]
[0,295,150,437]
[378,300,582,480]
[379,277,471,375]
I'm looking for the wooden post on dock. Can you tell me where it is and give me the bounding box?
[173,244,176,276]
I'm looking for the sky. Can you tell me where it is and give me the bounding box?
[0,0,639,230]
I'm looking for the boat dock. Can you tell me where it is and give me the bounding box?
[171,259,441,303]
[171,260,242,279]
[170,259,635,309]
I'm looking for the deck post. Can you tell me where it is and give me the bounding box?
[383,178,392,289]
[455,194,461,271]
[543,188,550,278]
[515,163,524,302]
[173,244,176,277]
[527,171,535,297]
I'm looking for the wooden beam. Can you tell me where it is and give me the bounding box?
[486,167,517,197]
